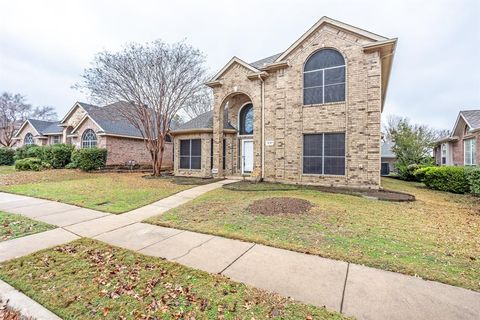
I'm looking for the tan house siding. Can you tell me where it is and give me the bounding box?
[15,122,45,147]
[174,133,213,177]
[105,136,172,167]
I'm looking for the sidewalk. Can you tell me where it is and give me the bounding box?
[0,182,479,320]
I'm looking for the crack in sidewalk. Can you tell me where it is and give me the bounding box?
[171,236,215,260]
[340,262,350,313]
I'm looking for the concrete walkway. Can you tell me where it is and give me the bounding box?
[0,182,479,320]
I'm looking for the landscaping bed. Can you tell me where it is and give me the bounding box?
[0,211,54,242]
[223,181,415,202]
[0,239,345,320]
[148,177,480,291]
[0,170,195,213]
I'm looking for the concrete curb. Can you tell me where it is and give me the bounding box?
[0,279,62,320]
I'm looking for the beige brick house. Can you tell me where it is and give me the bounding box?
[433,110,479,166]
[14,101,174,167]
[172,16,397,189]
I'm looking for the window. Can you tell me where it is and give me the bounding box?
[180,139,201,169]
[464,138,477,166]
[52,136,61,144]
[81,129,97,148]
[239,103,254,135]
[210,139,226,170]
[441,143,447,165]
[303,133,345,175]
[24,133,34,145]
[303,49,345,105]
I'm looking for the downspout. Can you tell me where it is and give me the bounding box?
[258,74,265,180]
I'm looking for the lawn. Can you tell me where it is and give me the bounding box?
[0,239,345,320]
[0,165,15,175]
[0,211,55,241]
[147,178,480,291]
[0,169,196,213]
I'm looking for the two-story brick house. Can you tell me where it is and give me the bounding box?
[433,110,479,166]
[171,16,397,189]
[14,101,174,167]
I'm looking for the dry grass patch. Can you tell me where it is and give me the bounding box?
[147,178,480,291]
[0,211,54,242]
[0,239,345,320]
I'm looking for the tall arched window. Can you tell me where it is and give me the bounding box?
[239,103,254,135]
[82,129,97,148]
[303,49,345,105]
[24,133,34,145]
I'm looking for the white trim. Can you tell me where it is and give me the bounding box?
[70,114,105,134]
[241,139,254,174]
[451,112,476,138]
[274,16,388,63]
[209,57,260,82]
[13,120,41,138]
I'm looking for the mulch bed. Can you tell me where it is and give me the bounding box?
[248,197,313,215]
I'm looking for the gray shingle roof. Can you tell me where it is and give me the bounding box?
[174,109,236,132]
[461,110,480,129]
[249,53,282,69]
[381,140,395,158]
[28,119,62,135]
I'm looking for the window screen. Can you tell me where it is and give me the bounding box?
[303,133,345,175]
[180,139,201,169]
[303,49,345,105]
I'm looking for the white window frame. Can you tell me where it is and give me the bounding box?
[464,138,476,166]
[81,129,97,149]
[24,133,34,145]
[52,135,61,144]
[441,143,448,165]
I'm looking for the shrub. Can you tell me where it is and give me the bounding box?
[71,148,107,171]
[14,145,33,160]
[413,166,434,182]
[15,157,50,171]
[423,166,469,194]
[397,163,434,182]
[42,144,74,168]
[466,167,480,196]
[0,148,15,165]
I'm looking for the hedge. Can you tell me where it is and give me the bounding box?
[14,144,74,169]
[0,148,15,165]
[15,157,50,171]
[419,166,480,195]
[70,148,107,171]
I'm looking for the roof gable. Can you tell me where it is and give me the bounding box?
[14,119,61,138]
[451,110,480,136]
[209,57,260,82]
[60,102,97,124]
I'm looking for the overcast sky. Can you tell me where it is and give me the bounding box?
[1,0,479,130]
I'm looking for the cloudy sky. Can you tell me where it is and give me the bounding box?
[1,0,479,130]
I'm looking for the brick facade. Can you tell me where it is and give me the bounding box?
[174,18,396,189]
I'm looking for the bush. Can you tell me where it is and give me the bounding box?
[423,166,469,194]
[0,148,15,165]
[15,157,50,171]
[71,148,107,171]
[14,145,33,160]
[42,144,74,169]
[413,166,434,182]
[466,167,480,196]
[397,162,433,182]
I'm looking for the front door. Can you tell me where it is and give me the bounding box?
[242,139,254,174]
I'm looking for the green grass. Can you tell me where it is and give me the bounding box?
[147,178,480,291]
[0,170,194,213]
[0,165,15,175]
[0,211,54,241]
[0,239,346,320]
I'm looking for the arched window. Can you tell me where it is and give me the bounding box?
[82,129,97,148]
[239,103,254,135]
[303,49,346,105]
[24,133,34,145]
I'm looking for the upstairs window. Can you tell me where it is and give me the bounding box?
[304,49,346,105]
[82,129,97,148]
[303,133,346,175]
[239,103,254,135]
[180,139,201,169]
[464,138,477,166]
[24,133,34,145]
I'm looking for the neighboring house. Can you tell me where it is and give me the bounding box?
[381,139,396,175]
[14,101,174,168]
[433,110,479,166]
[171,16,397,189]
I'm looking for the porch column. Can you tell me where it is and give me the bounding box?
[212,92,224,177]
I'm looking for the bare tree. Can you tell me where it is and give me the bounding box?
[0,92,32,147]
[182,86,213,120]
[32,106,57,121]
[76,40,209,176]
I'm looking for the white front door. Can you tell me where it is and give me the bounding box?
[242,139,254,174]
